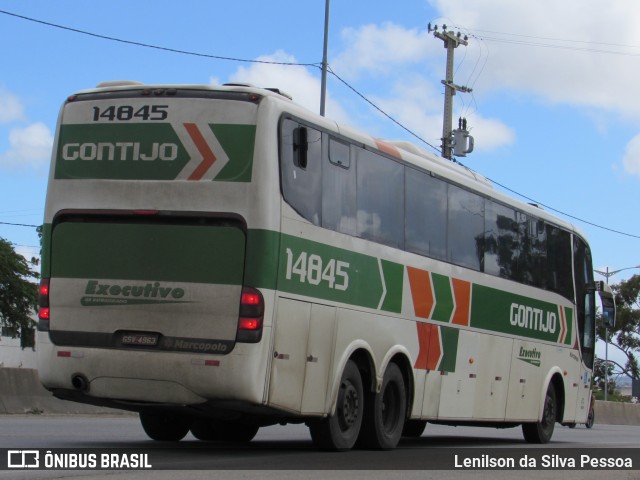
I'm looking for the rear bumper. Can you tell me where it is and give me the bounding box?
[36,328,272,409]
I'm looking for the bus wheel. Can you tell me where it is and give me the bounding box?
[139,411,191,441]
[309,360,363,451]
[586,409,595,429]
[191,420,259,442]
[522,383,556,444]
[359,363,407,450]
[402,419,427,438]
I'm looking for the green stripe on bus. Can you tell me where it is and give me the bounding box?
[54,123,256,181]
[276,234,401,313]
[431,273,454,322]
[54,124,189,180]
[470,284,566,343]
[210,124,256,182]
[380,259,403,314]
[244,229,280,290]
[439,326,459,372]
[51,222,245,285]
[564,307,574,346]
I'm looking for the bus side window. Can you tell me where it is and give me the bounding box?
[280,118,322,226]
[322,139,356,236]
[356,148,404,249]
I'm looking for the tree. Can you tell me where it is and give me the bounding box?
[0,237,39,348]
[597,275,640,384]
[593,357,616,396]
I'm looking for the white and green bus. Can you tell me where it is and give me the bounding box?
[37,80,615,450]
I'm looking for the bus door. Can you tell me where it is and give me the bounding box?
[573,237,597,422]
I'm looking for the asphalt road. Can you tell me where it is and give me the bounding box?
[0,415,638,479]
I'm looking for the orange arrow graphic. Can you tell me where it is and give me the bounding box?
[184,123,217,180]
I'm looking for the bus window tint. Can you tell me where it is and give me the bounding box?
[405,167,447,260]
[447,184,484,271]
[280,119,322,225]
[356,149,404,248]
[484,201,520,279]
[322,139,356,235]
[279,117,576,302]
[546,225,573,300]
[525,218,548,290]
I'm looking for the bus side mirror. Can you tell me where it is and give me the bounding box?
[594,281,616,328]
[293,127,308,169]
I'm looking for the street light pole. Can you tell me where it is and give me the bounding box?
[594,264,640,401]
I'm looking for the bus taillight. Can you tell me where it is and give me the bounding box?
[38,278,50,330]
[237,287,264,343]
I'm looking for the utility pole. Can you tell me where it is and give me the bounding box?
[320,0,330,117]
[429,24,473,160]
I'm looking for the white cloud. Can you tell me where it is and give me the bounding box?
[332,23,436,79]
[467,116,515,152]
[622,134,640,177]
[0,122,53,169]
[430,0,640,118]
[226,50,351,124]
[0,88,25,123]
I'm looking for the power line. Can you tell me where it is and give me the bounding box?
[0,221,40,228]
[446,23,640,57]
[0,9,320,67]
[328,68,441,153]
[465,27,640,50]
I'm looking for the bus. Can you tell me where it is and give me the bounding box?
[37,80,615,450]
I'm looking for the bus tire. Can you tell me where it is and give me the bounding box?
[402,419,427,438]
[358,363,407,450]
[586,409,594,429]
[522,383,556,444]
[309,360,364,451]
[191,420,259,442]
[139,411,191,442]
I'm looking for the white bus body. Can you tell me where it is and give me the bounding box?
[37,82,614,449]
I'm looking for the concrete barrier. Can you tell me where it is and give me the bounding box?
[594,400,640,426]
[0,368,126,415]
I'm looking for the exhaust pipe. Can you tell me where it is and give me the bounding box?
[71,374,90,392]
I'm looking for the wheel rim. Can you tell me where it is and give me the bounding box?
[338,380,360,432]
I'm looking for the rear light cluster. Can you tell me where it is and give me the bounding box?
[236,287,264,343]
[38,278,50,331]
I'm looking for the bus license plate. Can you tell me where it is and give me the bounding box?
[121,333,159,346]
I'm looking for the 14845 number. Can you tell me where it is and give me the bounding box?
[92,105,168,122]
[285,248,349,291]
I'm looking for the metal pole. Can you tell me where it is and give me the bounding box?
[605,266,609,401]
[430,27,469,160]
[320,0,330,117]
[441,39,455,159]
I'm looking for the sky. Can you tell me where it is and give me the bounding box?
[1,1,639,365]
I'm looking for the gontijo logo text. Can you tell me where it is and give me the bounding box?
[62,142,179,162]
[509,302,557,334]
